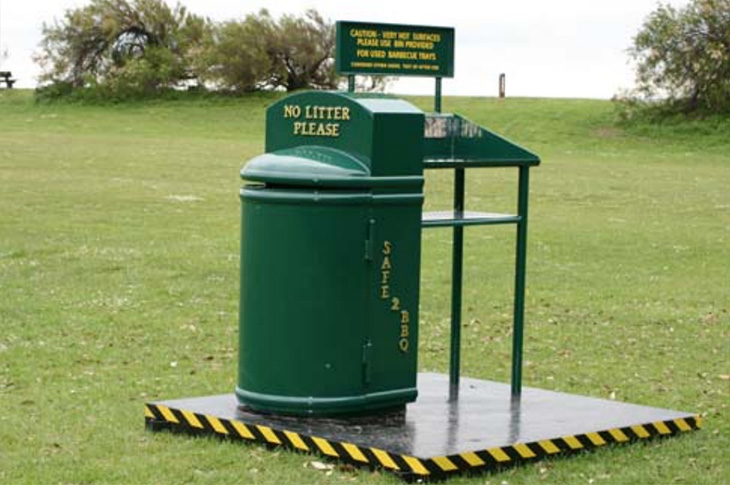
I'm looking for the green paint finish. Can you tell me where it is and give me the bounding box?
[449,167,465,397]
[511,166,531,396]
[366,197,423,397]
[336,21,455,78]
[237,187,371,413]
[265,92,372,166]
[420,115,540,399]
[237,187,422,415]
[264,91,424,177]
[238,91,425,416]
[242,147,370,187]
[424,114,540,166]
[238,90,541,414]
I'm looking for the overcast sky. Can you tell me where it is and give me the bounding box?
[0,0,690,98]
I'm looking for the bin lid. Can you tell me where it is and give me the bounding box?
[263,91,425,178]
[241,146,373,188]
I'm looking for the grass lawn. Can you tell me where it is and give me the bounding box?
[1,89,728,484]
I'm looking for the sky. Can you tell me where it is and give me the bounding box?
[0,0,691,98]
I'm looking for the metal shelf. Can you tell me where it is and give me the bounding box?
[423,158,539,169]
[420,106,538,399]
[422,210,521,228]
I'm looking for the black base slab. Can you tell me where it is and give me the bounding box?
[145,373,700,480]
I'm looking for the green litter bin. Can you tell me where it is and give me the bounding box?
[236,92,425,416]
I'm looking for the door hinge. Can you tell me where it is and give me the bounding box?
[364,218,376,261]
[362,340,373,386]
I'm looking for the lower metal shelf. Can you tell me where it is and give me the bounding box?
[422,210,521,228]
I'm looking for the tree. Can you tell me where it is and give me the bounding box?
[37,3,392,97]
[269,9,338,91]
[628,0,730,114]
[199,9,388,93]
[198,9,343,92]
[196,12,275,92]
[35,0,209,95]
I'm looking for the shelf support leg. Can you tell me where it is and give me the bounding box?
[511,166,530,398]
[449,167,465,400]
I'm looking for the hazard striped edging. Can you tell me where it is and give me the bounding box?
[145,403,701,479]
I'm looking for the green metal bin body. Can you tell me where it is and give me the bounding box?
[237,92,425,416]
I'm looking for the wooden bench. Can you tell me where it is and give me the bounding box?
[0,71,16,89]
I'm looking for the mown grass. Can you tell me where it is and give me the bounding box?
[1,90,728,484]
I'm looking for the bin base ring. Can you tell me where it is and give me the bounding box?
[235,385,416,417]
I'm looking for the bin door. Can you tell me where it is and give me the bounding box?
[238,187,373,414]
[363,196,422,405]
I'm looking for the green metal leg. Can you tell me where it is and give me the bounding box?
[348,75,355,92]
[434,77,442,113]
[449,168,465,399]
[511,166,530,397]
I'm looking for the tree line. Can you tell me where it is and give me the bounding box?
[35,0,729,117]
[35,0,385,100]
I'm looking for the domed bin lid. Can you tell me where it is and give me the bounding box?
[241,146,374,188]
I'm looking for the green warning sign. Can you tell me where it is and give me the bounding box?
[335,21,455,78]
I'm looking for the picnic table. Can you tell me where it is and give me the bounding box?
[0,71,16,88]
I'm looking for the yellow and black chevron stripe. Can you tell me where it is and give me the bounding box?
[145,403,700,479]
[419,416,701,476]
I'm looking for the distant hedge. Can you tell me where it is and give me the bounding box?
[34,0,387,100]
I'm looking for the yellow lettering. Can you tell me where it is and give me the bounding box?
[299,105,350,122]
[400,310,410,324]
[356,38,378,47]
[412,32,440,42]
[283,104,301,118]
[381,285,390,299]
[292,121,340,137]
[399,338,409,352]
[381,256,391,270]
[400,324,409,337]
[381,270,391,284]
[388,51,417,60]
[390,296,400,311]
[326,123,340,137]
[350,29,377,38]
[382,241,392,255]
[405,40,434,50]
